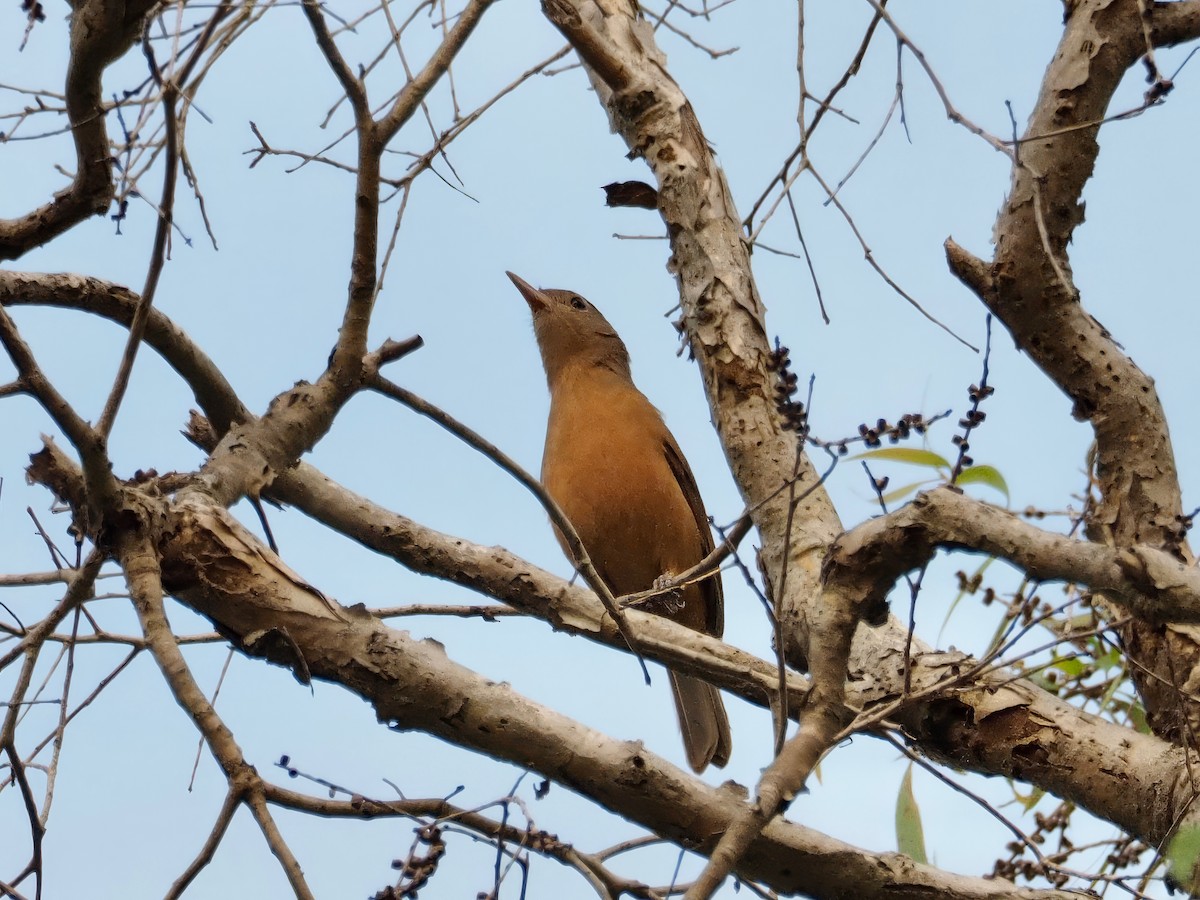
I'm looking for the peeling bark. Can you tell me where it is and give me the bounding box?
[945,0,1200,741]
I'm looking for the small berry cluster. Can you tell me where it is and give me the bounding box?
[951,383,994,474]
[855,413,928,449]
[767,339,808,434]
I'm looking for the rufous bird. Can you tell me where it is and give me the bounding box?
[508,271,731,773]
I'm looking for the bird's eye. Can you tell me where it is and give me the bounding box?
[569,296,587,310]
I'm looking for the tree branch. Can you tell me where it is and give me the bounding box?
[376,0,496,143]
[944,0,1199,741]
[117,524,316,899]
[133,487,1086,900]
[541,2,857,887]
[827,486,1200,625]
[0,0,161,260]
[0,271,249,433]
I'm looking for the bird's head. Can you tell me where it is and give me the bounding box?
[507,271,632,385]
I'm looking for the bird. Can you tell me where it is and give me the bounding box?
[508,271,731,773]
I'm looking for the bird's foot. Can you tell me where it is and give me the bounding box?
[626,575,685,615]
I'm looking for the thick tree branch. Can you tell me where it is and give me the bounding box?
[944,0,1199,740]
[22,394,1200,898]
[542,0,841,666]
[1149,0,1200,46]
[828,486,1200,626]
[541,2,858,887]
[176,430,1200,869]
[21,265,1197,890]
[0,0,161,260]
[116,526,316,899]
[105,474,1082,900]
[0,271,249,432]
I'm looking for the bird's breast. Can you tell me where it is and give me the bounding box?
[541,370,701,597]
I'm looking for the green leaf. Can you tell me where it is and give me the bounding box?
[1051,656,1085,678]
[895,764,928,864]
[1007,781,1045,812]
[1096,663,1128,714]
[1167,824,1200,892]
[1062,613,1098,633]
[1128,702,1150,734]
[938,556,996,646]
[855,447,951,470]
[880,479,936,506]
[955,464,1010,500]
[1026,671,1059,694]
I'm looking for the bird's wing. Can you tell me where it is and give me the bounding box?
[661,434,724,637]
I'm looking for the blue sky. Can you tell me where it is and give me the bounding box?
[3,1,1199,896]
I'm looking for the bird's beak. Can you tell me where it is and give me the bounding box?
[506,271,550,313]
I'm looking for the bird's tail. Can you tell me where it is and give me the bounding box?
[669,672,731,773]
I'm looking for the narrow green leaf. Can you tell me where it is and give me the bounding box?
[895,764,928,864]
[955,464,1010,500]
[1051,656,1085,678]
[854,447,951,470]
[880,479,935,506]
[938,556,996,646]
[1128,702,1150,734]
[1096,662,1128,714]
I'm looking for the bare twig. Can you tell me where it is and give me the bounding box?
[96,32,183,440]
[368,373,653,685]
